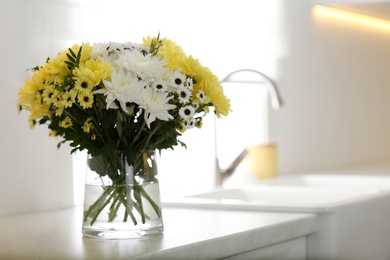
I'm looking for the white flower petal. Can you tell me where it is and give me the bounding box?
[179,105,195,119]
[101,70,145,112]
[138,87,175,128]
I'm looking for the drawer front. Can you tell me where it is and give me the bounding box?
[222,237,306,260]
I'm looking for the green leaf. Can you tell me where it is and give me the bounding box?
[76,46,82,63]
[38,117,49,125]
[68,47,77,59]
[56,139,67,150]
[178,140,187,149]
[66,53,76,63]
[87,155,108,177]
[65,61,74,70]
[116,120,123,137]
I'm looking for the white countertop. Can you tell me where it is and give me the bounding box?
[0,206,318,259]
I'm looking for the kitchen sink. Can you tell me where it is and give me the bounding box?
[162,186,379,213]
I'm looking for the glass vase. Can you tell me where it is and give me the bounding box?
[82,150,164,239]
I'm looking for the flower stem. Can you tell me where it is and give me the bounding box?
[83,151,162,229]
[139,185,162,218]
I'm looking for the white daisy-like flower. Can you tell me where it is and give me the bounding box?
[181,118,195,130]
[96,70,144,113]
[177,86,191,104]
[185,77,193,90]
[151,80,168,92]
[179,105,195,119]
[170,70,186,88]
[196,90,206,103]
[192,101,200,111]
[138,87,176,128]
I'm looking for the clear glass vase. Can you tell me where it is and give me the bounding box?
[82,150,164,239]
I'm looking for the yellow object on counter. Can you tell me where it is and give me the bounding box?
[246,142,278,180]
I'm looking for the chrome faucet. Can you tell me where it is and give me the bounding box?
[214,69,283,187]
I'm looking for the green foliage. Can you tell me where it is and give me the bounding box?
[65,46,82,70]
[149,32,164,56]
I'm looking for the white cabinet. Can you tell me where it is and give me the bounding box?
[222,237,306,260]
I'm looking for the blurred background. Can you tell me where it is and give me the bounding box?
[2,0,390,216]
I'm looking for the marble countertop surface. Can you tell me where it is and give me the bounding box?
[0,206,318,259]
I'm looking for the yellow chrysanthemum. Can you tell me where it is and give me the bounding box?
[50,130,58,137]
[177,55,202,79]
[153,39,202,81]
[28,102,50,124]
[55,106,65,117]
[82,118,93,133]
[53,95,65,117]
[61,90,77,108]
[74,58,112,92]
[18,79,39,110]
[72,43,92,62]
[59,117,73,128]
[197,72,231,117]
[42,84,59,105]
[44,51,69,77]
[19,84,51,128]
[73,70,95,93]
[18,68,48,111]
[84,57,112,81]
[144,37,185,71]
[43,43,92,82]
[78,91,94,109]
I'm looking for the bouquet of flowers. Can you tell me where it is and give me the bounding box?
[17,35,230,237]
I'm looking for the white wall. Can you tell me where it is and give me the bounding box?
[271,0,390,174]
[0,0,74,216]
[2,0,390,215]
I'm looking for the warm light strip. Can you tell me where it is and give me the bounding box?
[313,5,390,31]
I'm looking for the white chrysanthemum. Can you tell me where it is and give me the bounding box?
[107,42,134,54]
[98,70,145,113]
[112,42,145,53]
[116,51,166,81]
[138,87,176,128]
[91,43,109,59]
[160,70,177,93]
[179,105,195,119]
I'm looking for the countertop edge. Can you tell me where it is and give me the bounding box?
[135,214,319,260]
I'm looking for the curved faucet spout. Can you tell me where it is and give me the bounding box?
[220,69,283,110]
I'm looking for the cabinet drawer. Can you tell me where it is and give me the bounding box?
[222,237,306,260]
